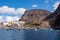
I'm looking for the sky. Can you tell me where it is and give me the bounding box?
[0,0,60,22]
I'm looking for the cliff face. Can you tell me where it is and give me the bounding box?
[20,9,51,28]
[51,4,60,29]
[19,4,60,29]
[20,9,51,24]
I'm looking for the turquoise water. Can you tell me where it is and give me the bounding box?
[0,28,60,40]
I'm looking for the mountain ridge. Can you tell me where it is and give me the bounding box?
[19,4,60,29]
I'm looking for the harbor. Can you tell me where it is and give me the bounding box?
[0,28,59,40]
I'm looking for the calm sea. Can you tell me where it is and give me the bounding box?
[0,28,60,40]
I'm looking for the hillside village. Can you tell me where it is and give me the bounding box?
[0,21,25,29]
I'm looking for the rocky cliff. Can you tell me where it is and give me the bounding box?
[20,9,51,28]
[43,4,60,29]
[50,4,60,29]
[19,4,60,29]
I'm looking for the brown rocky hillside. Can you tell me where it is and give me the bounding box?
[19,9,51,28]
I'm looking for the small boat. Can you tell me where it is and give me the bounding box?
[50,28,53,31]
[9,28,12,30]
[6,29,9,31]
[57,30,60,31]
[35,28,38,31]
[18,29,21,31]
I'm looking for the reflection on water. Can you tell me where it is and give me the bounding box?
[0,28,60,40]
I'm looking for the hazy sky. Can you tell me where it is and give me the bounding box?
[0,0,60,22]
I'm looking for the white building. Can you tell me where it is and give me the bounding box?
[13,21,25,29]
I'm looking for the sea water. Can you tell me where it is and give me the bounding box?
[0,28,60,40]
